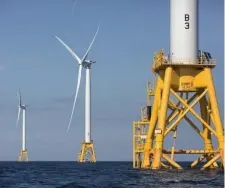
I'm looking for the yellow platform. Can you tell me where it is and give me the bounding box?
[133,49,224,170]
[78,140,96,163]
[18,149,28,162]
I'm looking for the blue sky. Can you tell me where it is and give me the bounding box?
[0,0,223,161]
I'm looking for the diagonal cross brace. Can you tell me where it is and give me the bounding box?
[184,116,205,139]
[164,90,207,136]
[164,89,217,137]
[166,91,200,126]
[170,89,217,137]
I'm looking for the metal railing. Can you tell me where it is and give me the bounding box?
[163,56,216,65]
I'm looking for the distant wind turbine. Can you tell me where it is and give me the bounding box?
[16,89,29,162]
[54,25,99,136]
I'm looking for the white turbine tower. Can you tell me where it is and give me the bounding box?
[55,25,99,162]
[16,90,28,162]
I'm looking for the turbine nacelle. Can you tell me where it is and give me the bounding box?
[85,60,96,64]
[19,105,27,110]
[82,60,96,68]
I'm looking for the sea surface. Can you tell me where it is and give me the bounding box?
[0,162,223,188]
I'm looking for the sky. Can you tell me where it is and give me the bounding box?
[0,0,223,161]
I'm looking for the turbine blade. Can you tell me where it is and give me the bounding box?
[72,0,77,16]
[67,65,83,132]
[55,36,81,63]
[17,90,21,106]
[81,25,100,63]
[16,107,21,127]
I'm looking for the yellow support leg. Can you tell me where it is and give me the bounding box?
[18,149,28,162]
[190,155,205,168]
[142,77,162,168]
[200,96,218,168]
[161,161,172,169]
[151,67,172,170]
[200,154,221,170]
[162,153,183,170]
[78,141,96,163]
[133,122,136,168]
[205,68,224,168]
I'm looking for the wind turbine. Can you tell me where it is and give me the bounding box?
[16,90,28,162]
[54,25,99,162]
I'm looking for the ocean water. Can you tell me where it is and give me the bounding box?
[0,162,223,188]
